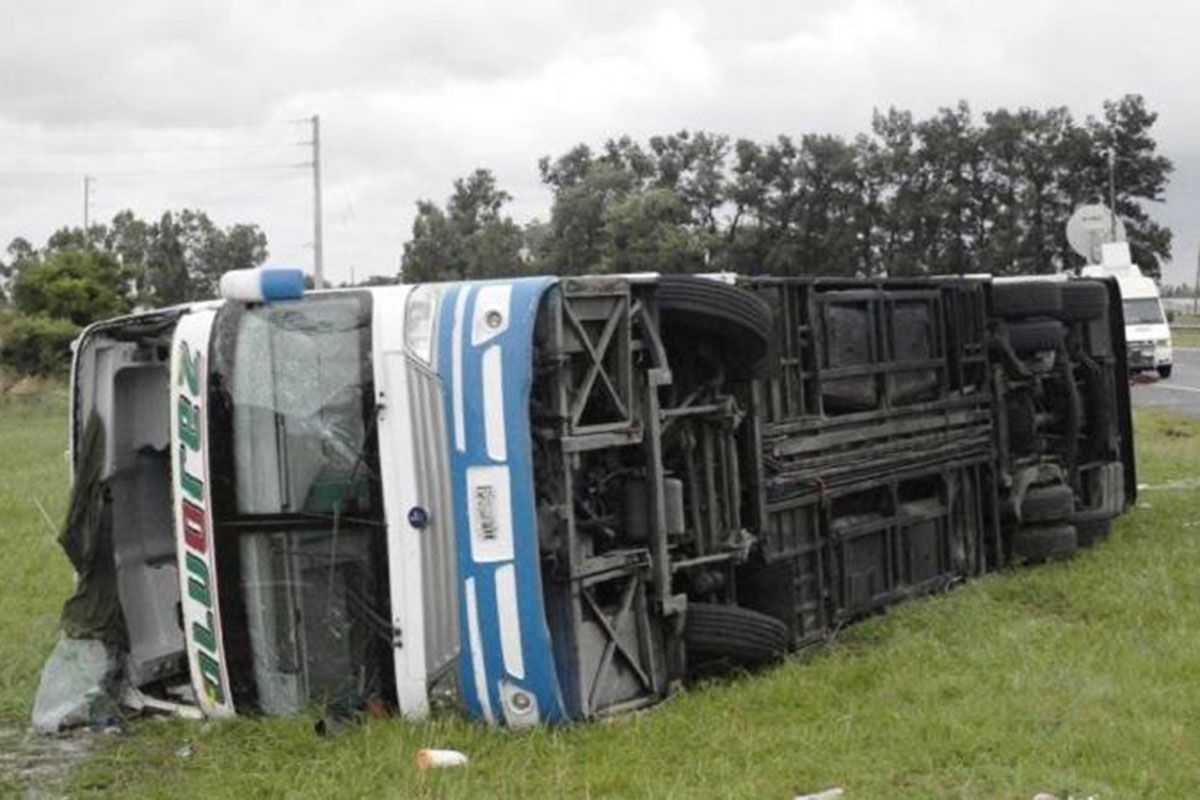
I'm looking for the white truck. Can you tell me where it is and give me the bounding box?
[1083,242,1172,378]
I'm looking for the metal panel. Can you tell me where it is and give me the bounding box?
[407,359,461,680]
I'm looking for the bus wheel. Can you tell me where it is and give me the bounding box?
[1012,523,1077,563]
[683,602,788,674]
[656,276,773,381]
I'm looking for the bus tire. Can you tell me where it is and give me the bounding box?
[684,602,788,672]
[1070,509,1113,548]
[1012,523,1078,563]
[993,282,1061,318]
[1058,281,1109,322]
[1021,483,1075,523]
[657,276,773,380]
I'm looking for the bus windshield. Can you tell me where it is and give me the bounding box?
[209,294,393,715]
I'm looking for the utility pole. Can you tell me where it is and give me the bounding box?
[1107,149,1118,242]
[83,175,93,234]
[1193,239,1200,316]
[311,115,325,289]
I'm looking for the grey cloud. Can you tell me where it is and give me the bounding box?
[0,0,1197,285]
[0,0,655,125]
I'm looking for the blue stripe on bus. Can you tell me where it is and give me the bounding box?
[436,277,565,724]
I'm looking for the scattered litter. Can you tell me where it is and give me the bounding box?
[31,636,121,735]
[174,740,194,759]
[795,788,843,800]
[1138,477,1200,493]
[121,685,204,720]
[415,748,469,769]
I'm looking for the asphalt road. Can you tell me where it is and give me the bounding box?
[1129,346,1200,417]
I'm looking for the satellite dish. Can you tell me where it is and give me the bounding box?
[1066,203,1126,264]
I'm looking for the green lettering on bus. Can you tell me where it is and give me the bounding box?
[178,342,201,394]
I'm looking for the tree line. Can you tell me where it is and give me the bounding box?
[402,94,1172,282]
[0,210,267,375]
[0,94,1174,377]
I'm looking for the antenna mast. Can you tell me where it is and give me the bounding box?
[1107,149,1118,242]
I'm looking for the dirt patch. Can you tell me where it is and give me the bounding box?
[0,724,93,799]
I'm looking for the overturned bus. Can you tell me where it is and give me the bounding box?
[37,268,1135,728]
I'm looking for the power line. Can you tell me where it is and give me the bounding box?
[1,141,307,157]
[0,162,309,180]
[0,117,302,133]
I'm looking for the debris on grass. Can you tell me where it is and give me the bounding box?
[415,748,469,769]
[794,788,843,800]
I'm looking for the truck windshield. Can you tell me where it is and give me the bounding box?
[1123,298,1164,325]
[209,294,393,715]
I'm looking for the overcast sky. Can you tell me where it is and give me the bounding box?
[1,0,1196,286]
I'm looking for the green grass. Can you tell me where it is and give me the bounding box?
[1171,328,1200,348]
[1170,314,1200,348]
[4,397,1200,797]
[0,388,74,721]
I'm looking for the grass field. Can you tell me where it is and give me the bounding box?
[1171,328,1200,349]
[1170,314,1200,348]
[0,389,73,722]
[3,395,1200,798]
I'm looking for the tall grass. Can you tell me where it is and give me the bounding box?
[0,389,73,721]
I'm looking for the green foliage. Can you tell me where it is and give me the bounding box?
[11,249,131,326]
[138,210,269,305]
[0,208,269,377]
[0,315,80,375]
[402,94,1172,281]
[17,209,269,308]
[402,170,526,282]
[601,187,705,273]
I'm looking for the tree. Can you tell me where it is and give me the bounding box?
[0,314,80,374]
[1083,95,1173,278]
[534,150,642,274]
[402,201,465,282]
[6,210,268,307]
[1,237,35,302]
[11,249,132,326]
[105,210,151,290]
[403,97,1173,283]
[401,169,526,281]
[600,188,704,274]
[138,210,267,305]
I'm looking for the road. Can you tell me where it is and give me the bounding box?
[1129,346,1200,417]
